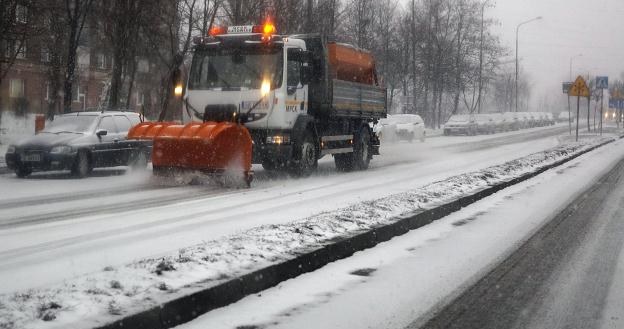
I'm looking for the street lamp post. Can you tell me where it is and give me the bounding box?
[569,54,582,80]
[515,16,542,112]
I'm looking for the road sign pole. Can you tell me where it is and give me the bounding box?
[600,89,604,135]
[568,94,572,135]
[587,92,591,132]
[593,100,596,131]
[576,94,580,142]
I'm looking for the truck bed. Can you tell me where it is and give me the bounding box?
[331,79,386,118]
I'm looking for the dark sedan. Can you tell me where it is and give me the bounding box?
[5,111,151,178]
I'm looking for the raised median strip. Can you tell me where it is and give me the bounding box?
[0,136,620,329]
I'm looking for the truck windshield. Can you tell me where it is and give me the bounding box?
[188,47,283,91]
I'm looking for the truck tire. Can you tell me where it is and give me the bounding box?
[289,131,317,177]
[335,127,371,172]
[354,127,371,170]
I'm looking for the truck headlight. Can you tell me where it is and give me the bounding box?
[50,145,73,154]
[266,135,290,145]
[6,145,16,154]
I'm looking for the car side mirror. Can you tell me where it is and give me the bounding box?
[96,129,108,137]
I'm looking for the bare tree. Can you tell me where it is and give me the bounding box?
[62,0,94,113]
[142,0,198,121]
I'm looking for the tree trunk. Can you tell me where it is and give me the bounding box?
[63,30,78,113]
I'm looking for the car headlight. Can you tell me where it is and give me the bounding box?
[50,145,73,154]
[6,145,16,154]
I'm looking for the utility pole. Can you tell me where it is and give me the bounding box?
[477,0,488,114]
[515,16,542,112]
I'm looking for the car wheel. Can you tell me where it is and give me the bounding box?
[71,151,90,178]
[15,166,32,178]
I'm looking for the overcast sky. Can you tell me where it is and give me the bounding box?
[490,0,624,107]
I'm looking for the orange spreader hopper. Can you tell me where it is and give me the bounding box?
[128,121,253,186]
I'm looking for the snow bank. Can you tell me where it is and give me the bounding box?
[0,137,615,329]
[0,112,37,146]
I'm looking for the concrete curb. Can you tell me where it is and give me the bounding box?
[95,139,617,329]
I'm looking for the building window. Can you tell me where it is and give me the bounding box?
[45,83,52,102]
[15,42,26,59]
[9,79,24,98]
[41,47,50,63]
[15,4,27,24]
[137,59,149,73]
[6,41,26,60]
[136,91,145,106]
[72,83,82,103]
[97,53,106,69]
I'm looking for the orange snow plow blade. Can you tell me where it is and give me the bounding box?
[128,121,253,186]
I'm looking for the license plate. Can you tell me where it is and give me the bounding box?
[227,25,253,34]
[21,153,41,162]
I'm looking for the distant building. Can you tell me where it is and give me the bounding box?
[0,2,175,120]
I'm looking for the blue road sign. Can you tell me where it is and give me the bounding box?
[609,99,624,109]
[596,76,609,89]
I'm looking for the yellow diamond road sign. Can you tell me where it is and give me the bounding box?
[569,76,590,97]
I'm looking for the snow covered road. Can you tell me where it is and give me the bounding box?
[174,133,624,329]
[0,125,568,294]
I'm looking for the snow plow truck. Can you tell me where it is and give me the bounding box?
[128,23,387,186]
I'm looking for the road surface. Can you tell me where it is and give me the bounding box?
[0,125,568,293]
[415,155,624,329]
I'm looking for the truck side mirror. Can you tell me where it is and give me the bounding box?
[301,65,313,85]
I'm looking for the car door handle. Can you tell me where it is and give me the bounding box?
[113,138,119,143]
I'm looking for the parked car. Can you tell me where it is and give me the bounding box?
[502,112,521,131]
[545,112,556,125]
[5,111,151,178]
[374,114,426,142]
[475,114,496,134]
[557,111,576,123]
[444,114,477,135]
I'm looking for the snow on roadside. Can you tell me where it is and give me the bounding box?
[0,136,615,329]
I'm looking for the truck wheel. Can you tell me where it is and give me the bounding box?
[71,151,91,178]
[15,166,32,178]
[289,132,317,177]
[354,127,371,170]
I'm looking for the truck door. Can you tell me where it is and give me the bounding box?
[285,48,308,126]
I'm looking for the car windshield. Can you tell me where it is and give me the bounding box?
[188,47,283,90]
[41,115,97,133]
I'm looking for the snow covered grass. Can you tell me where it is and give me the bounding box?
[0,136,615,329]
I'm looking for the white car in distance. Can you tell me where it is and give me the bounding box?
[374,114,426,143]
